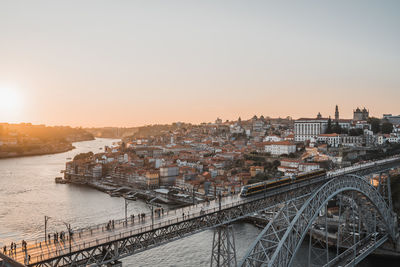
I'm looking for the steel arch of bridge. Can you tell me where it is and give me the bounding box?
[241,174,398,267]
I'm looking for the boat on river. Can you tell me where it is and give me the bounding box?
[124,193,137,201]
[55,177,68,184]
[108,191,122,197]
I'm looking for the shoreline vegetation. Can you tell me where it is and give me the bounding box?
[0,123,95,159]
[0,143,76,159]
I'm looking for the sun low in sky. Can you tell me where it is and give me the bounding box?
[0,0,400,127]
[0,87,24,122]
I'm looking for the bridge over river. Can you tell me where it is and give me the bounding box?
[1,156,400,267]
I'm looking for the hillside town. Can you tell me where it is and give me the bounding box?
[63,106,400,198]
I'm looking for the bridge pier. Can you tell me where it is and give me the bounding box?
[210,224,237,267]
[7,160,400,267]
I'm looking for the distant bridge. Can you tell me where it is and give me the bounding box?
[1,157,400,267]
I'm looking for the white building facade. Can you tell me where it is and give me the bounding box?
[264,141,296,156]
[294,118,329,142]
[295,117,351,142]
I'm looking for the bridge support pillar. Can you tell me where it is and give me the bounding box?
[210,224,237,267]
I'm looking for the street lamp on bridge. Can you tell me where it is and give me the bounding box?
[124,198,129,226]
[147,197,159,228]
[62,222,72,254]
[44,216,51,242]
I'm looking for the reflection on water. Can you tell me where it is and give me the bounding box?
[0,138,149,244]
[0,138,396,266]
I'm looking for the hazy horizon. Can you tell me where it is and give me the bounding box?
[0,107,390,129]
[1,0,400,127]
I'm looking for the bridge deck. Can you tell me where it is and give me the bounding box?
[1,194,243,266]
[1,157,398,266]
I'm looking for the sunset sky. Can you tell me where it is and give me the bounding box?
[1,0,399,127]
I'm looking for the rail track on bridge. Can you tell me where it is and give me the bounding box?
[1,157,399,267]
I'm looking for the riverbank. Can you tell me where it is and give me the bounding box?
[60,175,196,207]
[0,137,95,159]
[0,143,75,159]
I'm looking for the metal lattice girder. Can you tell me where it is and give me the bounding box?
[4,158,399,267]
[241,196,309,266]
[28,181,318,267]
[240,174,398,267]
[335,191,379,236]
[324,233,389,267]
[210,225,237,267]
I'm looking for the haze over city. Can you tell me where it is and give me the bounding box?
[1,0,400,127]
[3,1,400,267]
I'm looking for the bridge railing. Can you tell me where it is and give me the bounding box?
[13,155,400,265]
[29,155,400,246]
[18,197,252,265]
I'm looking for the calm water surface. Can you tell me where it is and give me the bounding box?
[0,139,394,266]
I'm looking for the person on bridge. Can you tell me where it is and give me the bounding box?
[200,207,205,215]
[21,240,27,251]
[3,245,6,254]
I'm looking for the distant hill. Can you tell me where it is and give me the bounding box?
[0,123,94,158]
[84,127,138,139]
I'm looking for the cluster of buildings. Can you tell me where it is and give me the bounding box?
[294,106,400,147]
[65,116,295,196]
[0,124,39,146]
[64,106,400,196]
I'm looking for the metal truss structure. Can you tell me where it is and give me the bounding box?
[240,174,398,267]
[1,159,399,267]
[210,224,237,267]
[28,184,316,267]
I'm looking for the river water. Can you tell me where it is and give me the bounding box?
[0,139,395,266]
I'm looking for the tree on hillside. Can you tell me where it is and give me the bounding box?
[325,118,333,134]
[332,121,342,134]
[369,117,381,134]
[382,122,394,134]
[73,151,94,161]
[272,160,280,168]
[349,128,364,136]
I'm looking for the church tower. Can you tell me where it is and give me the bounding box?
[335,105,339,121]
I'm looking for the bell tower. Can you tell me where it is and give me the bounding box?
[335,105,339,121]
